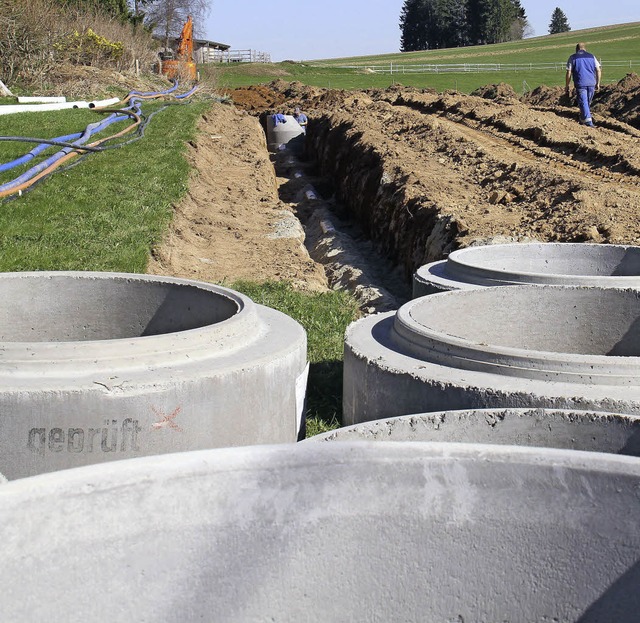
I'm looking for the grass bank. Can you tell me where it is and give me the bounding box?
[0,99,209,271]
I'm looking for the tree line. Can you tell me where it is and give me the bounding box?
[400,0,530,51]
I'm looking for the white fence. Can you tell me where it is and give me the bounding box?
[207,49,271,64]
[330,59,640,74]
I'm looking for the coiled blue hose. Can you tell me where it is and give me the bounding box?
[0,82,197,195]
[0,100,142,193]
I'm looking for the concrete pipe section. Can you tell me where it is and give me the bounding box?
[1,442,639,621]
[266,114,305,153]
[308,408,640,455]
[344,284,640,425]
[413,242,640,297]
[0,272,307,480]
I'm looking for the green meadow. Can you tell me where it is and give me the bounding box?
[207,21,640,94]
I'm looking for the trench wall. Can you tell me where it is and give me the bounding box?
[306,115,463,279]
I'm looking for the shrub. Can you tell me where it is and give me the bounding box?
[0,0,157,89]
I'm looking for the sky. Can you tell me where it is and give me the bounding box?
[203,1,639,62]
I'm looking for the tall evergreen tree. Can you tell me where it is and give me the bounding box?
[400,0,527,51]
[401,0,470,51]
[548,7,571,34]
[400,0,426,52]
[466,0,490,45]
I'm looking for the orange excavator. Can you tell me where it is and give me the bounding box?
[160,16,197,81]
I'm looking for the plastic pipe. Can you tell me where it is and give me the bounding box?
[0,98,120,116]
[0,109,141,197]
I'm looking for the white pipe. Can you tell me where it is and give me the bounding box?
[17,96,66,104]
[88,97,120,108]
[0,97,120,116]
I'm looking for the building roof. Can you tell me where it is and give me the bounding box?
[154,35,230,51]
[194,38,230,50]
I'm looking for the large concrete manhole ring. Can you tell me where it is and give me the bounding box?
[344,284,640,425]
[306,408,640,455]
[0,271,307,479]
[0,442,638,621]
[414,242,640,296]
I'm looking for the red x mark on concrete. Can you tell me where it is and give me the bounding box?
[151,406,183,432]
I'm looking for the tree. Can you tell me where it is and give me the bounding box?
[400,0,468,51]
[400,0,429,52]
[484,0,529,44]
[399,0,527,51]
[142,0,209,48]
[549,7,570,34]
[466,0,489,45]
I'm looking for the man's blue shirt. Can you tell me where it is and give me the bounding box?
[567,51,600,87]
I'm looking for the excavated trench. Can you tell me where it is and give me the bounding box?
[250,80,640,308]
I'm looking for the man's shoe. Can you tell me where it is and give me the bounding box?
[584,121,595,127]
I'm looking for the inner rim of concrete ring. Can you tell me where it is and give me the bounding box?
[0,272,260,360]
[447,243,640,286]
[392,285,640,384]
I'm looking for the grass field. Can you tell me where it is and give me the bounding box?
[208,21,640,94]
[0,100,208,272]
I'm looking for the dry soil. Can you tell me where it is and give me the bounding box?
[149,76,640,292]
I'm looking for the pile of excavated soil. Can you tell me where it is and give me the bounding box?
[150,75,640,294]
[221,84,286,111]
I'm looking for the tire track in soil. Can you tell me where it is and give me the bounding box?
[393,93,640,185]
[372,98,640,243]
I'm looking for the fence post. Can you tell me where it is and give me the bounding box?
[390,62,393,74]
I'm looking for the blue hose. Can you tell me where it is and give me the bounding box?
[0,101,141,193]
[0,132,83,173]
[175,85,199,99]
[128,81,179,97]
[0,82,196,195]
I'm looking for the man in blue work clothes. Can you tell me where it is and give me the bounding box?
[565,42,601,127]
[294,107,308,133]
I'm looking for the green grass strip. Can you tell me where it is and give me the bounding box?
[0,100,210,272]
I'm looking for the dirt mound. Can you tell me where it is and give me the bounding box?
[223,84,286,111]
[151,78,640,298]
[472,83,518,101]
[524,73,640,128]
[595,72,640,127]
[524,84,565,107]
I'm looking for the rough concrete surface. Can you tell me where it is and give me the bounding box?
[308,408,640,455]
[0,272,307,479]
[0,442,638,622]
[414,242,640,296]
[344,284,640,424]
